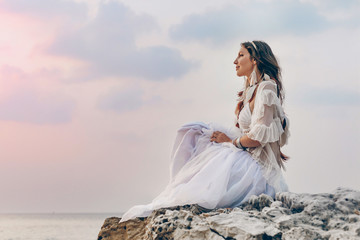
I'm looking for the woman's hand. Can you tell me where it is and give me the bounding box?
[210,131,232,143]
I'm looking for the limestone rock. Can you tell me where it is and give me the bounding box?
[98,187,360,240]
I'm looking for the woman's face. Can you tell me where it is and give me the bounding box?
[233,46,255,78]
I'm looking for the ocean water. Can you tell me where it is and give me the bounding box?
[0,213,122,240]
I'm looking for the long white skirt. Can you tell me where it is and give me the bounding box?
[120,122,287,222]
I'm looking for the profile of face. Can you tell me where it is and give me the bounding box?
[233,46,256,78]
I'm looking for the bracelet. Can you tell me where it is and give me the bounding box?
[238,138,248,151]
[233,137,248,151]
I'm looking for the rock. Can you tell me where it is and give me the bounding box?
[98,187,360,240]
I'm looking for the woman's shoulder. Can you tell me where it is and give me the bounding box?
[258,78,277,93]
[254,76,281,106]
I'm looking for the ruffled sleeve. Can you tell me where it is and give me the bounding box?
[247,80,289,146]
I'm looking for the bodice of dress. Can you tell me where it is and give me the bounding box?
[237,103,252,133]
[236,81,258,133]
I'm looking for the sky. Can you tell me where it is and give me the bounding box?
[0,0,359,213]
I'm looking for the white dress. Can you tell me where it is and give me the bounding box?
[120,76,289,223]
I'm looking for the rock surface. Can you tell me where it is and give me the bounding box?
[98,187,360,240]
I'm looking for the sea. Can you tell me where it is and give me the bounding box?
[0,212,122,240]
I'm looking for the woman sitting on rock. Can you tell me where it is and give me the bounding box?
[120,40,290,223]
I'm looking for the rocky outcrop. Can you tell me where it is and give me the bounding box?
[98,187,360,239]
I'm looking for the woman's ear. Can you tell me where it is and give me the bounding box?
[251,57,257,65]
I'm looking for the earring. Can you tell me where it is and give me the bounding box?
[250,66,257,86]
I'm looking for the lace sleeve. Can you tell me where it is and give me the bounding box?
[247,81,286,146]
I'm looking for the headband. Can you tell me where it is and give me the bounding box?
[250,41,258,52]
[250,41,257,51]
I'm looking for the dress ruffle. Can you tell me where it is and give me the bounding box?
[247,117,284,146]
[252,88,284,122]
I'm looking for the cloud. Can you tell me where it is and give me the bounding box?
[98,87,144,113]
[0,90,74,124]
[301,0,360,11]
[1,0,195,80]
[109,46,195,80]
[0,0,87,21]
[169,0,332,44]
[301,0,360,26]
[0,65,75,124]
[97,85,163,113]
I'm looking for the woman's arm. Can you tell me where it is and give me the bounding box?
[238,135,261,148]
[210,131,260,149]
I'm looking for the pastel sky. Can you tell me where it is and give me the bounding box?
[0,0,359,213]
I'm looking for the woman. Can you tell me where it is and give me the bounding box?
[120,40,290,223]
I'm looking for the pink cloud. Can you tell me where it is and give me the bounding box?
[0,65,75,124]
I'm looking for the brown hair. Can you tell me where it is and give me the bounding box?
[239,40,284,103]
